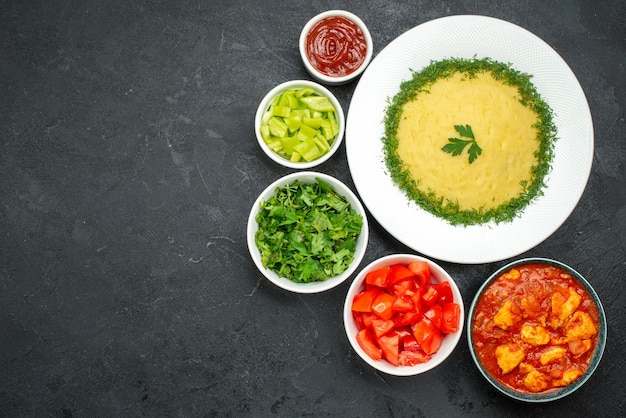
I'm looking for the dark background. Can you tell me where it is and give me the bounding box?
[1,0,624,416]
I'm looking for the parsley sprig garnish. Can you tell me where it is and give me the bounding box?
[442,124,482,164]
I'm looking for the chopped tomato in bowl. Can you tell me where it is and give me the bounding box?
[343,254,464,376]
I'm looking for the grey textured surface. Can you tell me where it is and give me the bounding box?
[1,0,624,416]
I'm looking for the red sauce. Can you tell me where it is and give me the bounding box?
[472,263,599,394]
[305,16,367,77]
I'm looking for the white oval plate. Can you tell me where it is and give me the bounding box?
[346,15,593,264]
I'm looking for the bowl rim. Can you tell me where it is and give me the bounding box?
[343,253,465,376]
[254,80,345,169]
[299,9,374,86]
[467,257,607,402]
[247,171,369,293]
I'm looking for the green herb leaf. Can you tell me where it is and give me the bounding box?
[254,178,363,283]
[442,137,473,157]
[442,124,482,164]
[453,124,475,140]
[467,140,483,164]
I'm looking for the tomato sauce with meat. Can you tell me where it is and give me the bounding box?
[472,263,599,393]
[305,16,367,77]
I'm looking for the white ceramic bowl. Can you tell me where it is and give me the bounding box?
[247,171,368,293]
[468,257,607,402]
[343,254,464,376]
[254,80,345,169]
[299,10,373,85]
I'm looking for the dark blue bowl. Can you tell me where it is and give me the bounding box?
[467,257,607,402]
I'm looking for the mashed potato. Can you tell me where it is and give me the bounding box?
[395,72,540,211]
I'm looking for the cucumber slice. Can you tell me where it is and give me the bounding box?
[328,111,338,134]
[278,90,298,108]
[268,117,288,137]
[303,117,323,129]
[312,134,330,153]
[262,109,272,124]
[293,109,311,119]
[297,124,318,141]
[290,151,302,163]
[295,87,315,98]
[265,139,283,152]
[280,136,301,156]
[260,125,271,141]
[286,115,302,132]
[293,139,321,162]
[319,120,334,140]
[300,96,335,112]
[272,105,291,118]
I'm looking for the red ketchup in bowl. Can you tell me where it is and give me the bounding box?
[305,15,368,78]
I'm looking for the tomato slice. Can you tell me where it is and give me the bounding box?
[356,329,382,361]
[391,295,413,312]
[412,317,435,346]
[351,289,379,312]
[365,266,390,288]
[392,278,414,297]
[354,312,365,330]
[371,318,395,338]
[372,292,395,320]
[394,311,423,327]
[398,350,431,366]
[392,326,413,339]
[378,334,400,366]
[361,312,378,328]
[387,264,414,284]
[424,304,443,330]
[402,334,420,352]
[413,317,443,355]
[437,281,453,304]
[408,261,430,286]
[404,289,424,313]
[421,286,439,307]
[421,327,442,355]
[440,302,461,333]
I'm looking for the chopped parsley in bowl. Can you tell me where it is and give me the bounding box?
[247,171,369,293]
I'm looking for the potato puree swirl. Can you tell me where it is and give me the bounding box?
[396,72,539,211]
